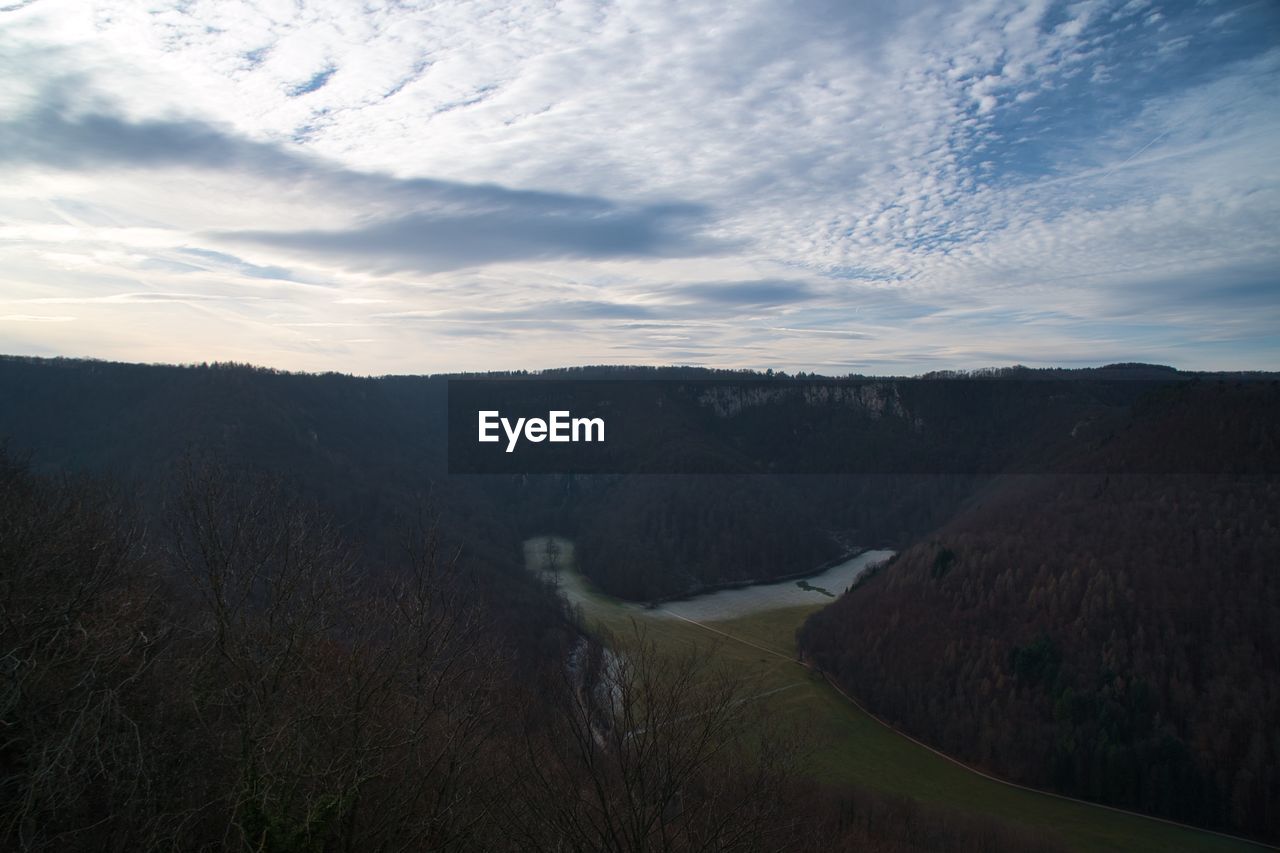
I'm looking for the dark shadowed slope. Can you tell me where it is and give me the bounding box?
[799,381,1280,841]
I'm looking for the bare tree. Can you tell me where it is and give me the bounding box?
[0,454,169,851]
[165,459,511,852]
[505,625,802,853]
[324,505,511,853]
[545,538,561,574]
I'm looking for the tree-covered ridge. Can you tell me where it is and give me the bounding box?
[1,355,1275,604]
[3,354,1278,841]
[798,383,1280,840]
[0,452,1068,852]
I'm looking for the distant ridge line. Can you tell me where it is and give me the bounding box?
[4,353,1277,382]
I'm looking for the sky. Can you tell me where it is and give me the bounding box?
[1,0,1277,375]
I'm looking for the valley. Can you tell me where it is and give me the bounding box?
[525,536,1274,853]
[2,356,1275,850]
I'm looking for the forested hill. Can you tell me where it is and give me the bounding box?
[798,381,1280,841]
[3,355,1278,839]
[0,356,574,662]
[1,355,1274,603]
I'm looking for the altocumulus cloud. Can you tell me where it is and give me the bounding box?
[0,0,1277,374]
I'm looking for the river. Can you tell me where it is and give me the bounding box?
[524,536,892,621]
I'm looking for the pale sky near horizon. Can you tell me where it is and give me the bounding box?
[1,0,1277,375]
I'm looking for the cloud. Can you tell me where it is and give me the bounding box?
[0,100,633,215]
[668,280,815,307]
[375,300,660,324]
[0,99,722,273]
[369,280,819,325]
[174,248,300,282]
[222,202,717,273]
[0,105,300,174]
[0,0,1276,374]
[20,292,263,305]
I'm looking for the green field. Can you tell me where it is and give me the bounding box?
[525,537,1273,853]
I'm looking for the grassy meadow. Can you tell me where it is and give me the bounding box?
[524,537,1272,853]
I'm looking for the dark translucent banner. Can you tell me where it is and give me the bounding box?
[446,377,1278,475]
